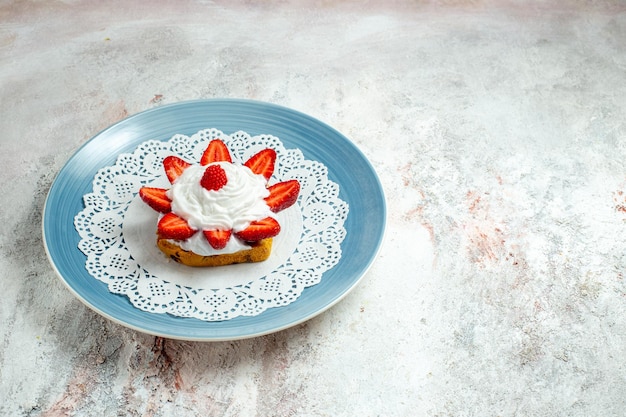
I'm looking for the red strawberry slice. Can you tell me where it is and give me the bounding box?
[200,139,232,165]
[203,229,232,250]
[200,164,228,191]
[244,148,276,181]
[235,217,280,241]
[139,187,172,213]
[157,213,196,240]
[163,156,191,184]
[264,180,300,213]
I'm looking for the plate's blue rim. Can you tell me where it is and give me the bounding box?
[42,98,387,341]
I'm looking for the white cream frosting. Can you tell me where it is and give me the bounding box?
[165,162,272,255]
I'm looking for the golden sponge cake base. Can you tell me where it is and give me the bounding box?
[156,237,273,267]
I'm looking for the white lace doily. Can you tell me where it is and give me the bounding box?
[74,129,349,321]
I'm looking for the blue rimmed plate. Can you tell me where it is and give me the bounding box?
[42,99,386,341]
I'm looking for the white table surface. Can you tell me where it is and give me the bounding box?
[2,1,626,416]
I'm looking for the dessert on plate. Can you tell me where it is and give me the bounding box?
[138,139,300,267]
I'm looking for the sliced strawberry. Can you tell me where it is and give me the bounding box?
[157,212,196,240]
[235,217,280,241]
[163,156,191,184]
[203,229,232,250]
[200,164,228,191]
[244,148,276,181]
[200,139,232,165]
[139,187,172,213]
[264,180,300,213]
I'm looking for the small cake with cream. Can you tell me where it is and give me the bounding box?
[138,139,300,267]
